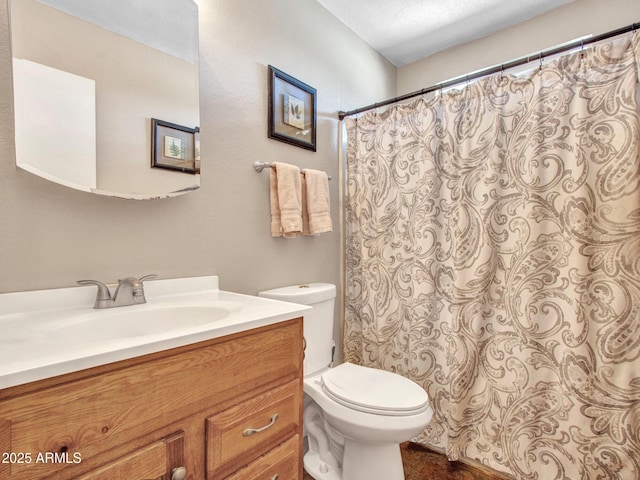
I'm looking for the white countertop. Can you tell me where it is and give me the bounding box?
[0,276,310,389]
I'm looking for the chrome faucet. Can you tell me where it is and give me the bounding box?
[77,275,157,309]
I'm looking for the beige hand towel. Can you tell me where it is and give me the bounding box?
[270,162,302,237]
[302,168,332,235]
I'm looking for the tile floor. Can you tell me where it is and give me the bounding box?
[302,442,514,480]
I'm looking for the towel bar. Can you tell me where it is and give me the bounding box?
[253,161,331,180]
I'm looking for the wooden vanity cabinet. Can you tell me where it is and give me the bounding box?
[0,318,304,480]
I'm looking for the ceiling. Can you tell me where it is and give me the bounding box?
[315,0,574,67]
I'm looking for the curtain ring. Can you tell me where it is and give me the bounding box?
[419,87,429,104]
[539,52,544,73]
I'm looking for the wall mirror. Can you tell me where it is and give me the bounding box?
[8,0,200,199]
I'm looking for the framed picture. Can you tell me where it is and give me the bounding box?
[268,65,316,151]
[151,118,200,174]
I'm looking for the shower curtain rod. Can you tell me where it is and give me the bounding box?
[338,21,639,120]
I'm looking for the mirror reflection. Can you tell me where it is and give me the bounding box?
[9,0,200,199]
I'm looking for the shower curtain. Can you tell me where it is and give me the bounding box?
[343,32,640,479]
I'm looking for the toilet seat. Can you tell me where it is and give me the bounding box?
[321,363,429,416]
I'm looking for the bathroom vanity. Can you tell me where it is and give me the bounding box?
[0,276,309,479]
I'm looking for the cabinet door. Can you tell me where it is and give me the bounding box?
[76,431,185,480]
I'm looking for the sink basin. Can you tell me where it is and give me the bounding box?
[39,304,240,343]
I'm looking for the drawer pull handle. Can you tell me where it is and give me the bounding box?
[243,413,279,436]
[272,475,279,480]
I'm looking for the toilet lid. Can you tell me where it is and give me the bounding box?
[321,363,429,416]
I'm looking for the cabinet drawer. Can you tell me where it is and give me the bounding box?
[224,435,300,480]
[206,380,301,478]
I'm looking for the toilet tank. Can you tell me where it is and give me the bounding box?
[258,283,336,376]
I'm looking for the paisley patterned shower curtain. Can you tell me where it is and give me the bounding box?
[343,32,640,479]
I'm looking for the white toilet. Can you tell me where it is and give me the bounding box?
[258,283,433,480]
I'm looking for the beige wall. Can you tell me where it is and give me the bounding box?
[0,0,395,299]
[398,0,640,95]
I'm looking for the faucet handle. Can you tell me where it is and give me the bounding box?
[77,280,111,300]
[139,274,158,283]
[77,279,112,308]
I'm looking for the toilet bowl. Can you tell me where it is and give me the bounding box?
[258,283,433,480]
[303,363,433,480]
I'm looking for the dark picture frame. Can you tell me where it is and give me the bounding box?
[268,65,316,152]
[151,118,200,174]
